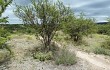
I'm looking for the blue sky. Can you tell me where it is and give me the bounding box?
[2,0,110,24]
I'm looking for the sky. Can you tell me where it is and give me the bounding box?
[2,0,110,24]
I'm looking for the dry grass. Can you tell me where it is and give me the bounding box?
[0,49,10,63]
[78,34,110,55]
[54,48,77,65]
[54,31,110,56]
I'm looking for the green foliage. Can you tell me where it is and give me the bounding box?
[23,25,36,34]
[0,17,9,23]
[1,24,36,34]
[0,0,13,23]
[97,24,110,35]
[55,48,77,65]
[33,51,53,61]
[0,27,10,49]
[97,17,110,35]
[81,34,110,56]
[0,37,7,49]
[93,47,110,56]
[14,0,73,51]
[0,28,10,38]
[62,13,96,42]
[0,34,12,55]
[0,27,12,55]
[101,38,110,50]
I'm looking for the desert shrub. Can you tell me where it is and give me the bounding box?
[0,28,10,38]
[33,43,60,61]
[62,13,96,43]
[17,25,36,34]
[0,49,11,63]
[33,51,53,61]
[25,27,36,34]
[0,28,12,55]
[0,37,7,49]
[101,39,110,50]
[55,48,77,65]
[97,24,110,35]
[0,33,12,54]
[93,47,110,56]
[14,0,73,52]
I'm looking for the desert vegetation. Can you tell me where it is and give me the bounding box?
[0,0,13,63]
[0,0,110,70]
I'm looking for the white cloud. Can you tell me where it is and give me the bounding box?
[2,0,110,24]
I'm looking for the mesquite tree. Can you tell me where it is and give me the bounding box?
[63,13,96,42]
[0,0,13,23]
[14,0,72,51]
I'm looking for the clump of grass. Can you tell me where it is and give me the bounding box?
[92,38,110,56]
[0,49,11,63]
[93,47,110,56]
[27,36,33,40]
[33,43,60,61]
[93,38,110,56]
[33,42,77,65]
[33,45,52,61]
[33,51,53,61]
[0,37,12,54]
[101,38,110,50]
[54,48,77,65]
[0,37,7,49]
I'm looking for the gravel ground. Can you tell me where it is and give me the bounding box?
[0,35,108,70]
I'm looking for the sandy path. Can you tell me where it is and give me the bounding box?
[76,51,110,70]
[68,47,110,70]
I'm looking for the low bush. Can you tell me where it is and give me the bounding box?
[55,48,77,65]
[0,37,7,49]
[0,28,10,38]
[62,13,96,43]
[0,49,11,63]
[93,38,110,56]
[33,51,53,61]
[0,37,12,55]
[101,39,110,50]
[33,43,76,65]
[93,47,110,56]
[97,24,110,35]
[33,42,60,62]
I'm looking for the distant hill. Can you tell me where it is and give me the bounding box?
[96,22,109,24]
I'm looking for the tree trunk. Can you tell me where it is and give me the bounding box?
[43,37,51,52]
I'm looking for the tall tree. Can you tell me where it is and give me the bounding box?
[0,0,13,23]
[14,0,73,51]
